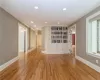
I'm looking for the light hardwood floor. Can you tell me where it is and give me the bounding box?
[0,49,100,80]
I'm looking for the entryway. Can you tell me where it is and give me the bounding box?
[68,24,76,56]
[18,23,28,57]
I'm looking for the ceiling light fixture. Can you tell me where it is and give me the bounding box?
[45,22,48,23]
[34,25,36,27]
[36,28,38,30]
[63,8,66,11]
[31,21,34,23]
[34,6,39,9]
[58,22,60,24]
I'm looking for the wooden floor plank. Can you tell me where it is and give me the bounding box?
[0,49,100,80]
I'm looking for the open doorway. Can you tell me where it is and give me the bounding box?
[68,24,76,56]
[18,23,28,56]
[36,30,42,49]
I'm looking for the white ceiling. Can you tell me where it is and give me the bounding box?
[0,0,100,29]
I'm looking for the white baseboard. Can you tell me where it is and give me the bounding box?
[41,50,47,54]
[75,56,100,73]
[42,50,70,54]
[26,48,36,54]
[0,48,35,72]
[42,51,70,54]
[19,50,24,52]
[0,57,18,71]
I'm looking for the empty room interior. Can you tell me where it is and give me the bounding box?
[0,0,100,80]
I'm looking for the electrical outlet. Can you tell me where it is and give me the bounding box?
[96,60,99,64]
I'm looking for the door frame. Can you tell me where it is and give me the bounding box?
[74,24,76,57]
[18,23,28,54]
[69,24,76,56]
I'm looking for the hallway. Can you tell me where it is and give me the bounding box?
[0,49,100,80]
[0,1,100,80]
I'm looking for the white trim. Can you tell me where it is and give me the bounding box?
[87,53,100,59]
[0,48,35,71]
[18,23,28,53]
[86,11,100,21]
[0,57,18,71]
[75,56,100,73]
[41,50,70,54]
[86,11,100,59]
[69,24,77,57]
[26,48,36,54]
[19,50,24,52]
[41,50,47,54]
[74,24,76,57]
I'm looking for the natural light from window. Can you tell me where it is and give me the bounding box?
[86,12,100,58]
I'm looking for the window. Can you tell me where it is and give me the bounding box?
[86,12,100,58]
[97,20,100,53]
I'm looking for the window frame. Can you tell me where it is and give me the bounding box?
[97,20,100,53]
[86,11,100,59]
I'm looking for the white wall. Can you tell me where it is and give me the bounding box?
[19,26,25,52]
[18,23,28,52]
[30,29,36,50]
[42,27,49,53]
[42,27,45,51]
[37,31,42,47]
[42,26,69,54]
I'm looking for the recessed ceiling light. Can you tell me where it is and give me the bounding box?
[31,21,34,23]
[63,8,66,11]
[34,6,39,9]
[45,22,48,23]
[34,25,36,27]
[58,22,60,24]
[36,28,39,30]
